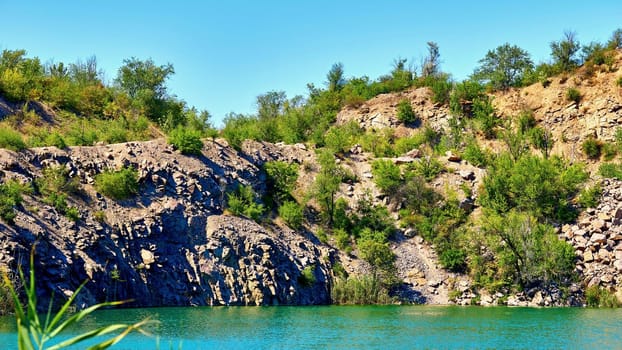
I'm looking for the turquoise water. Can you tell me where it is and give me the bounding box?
[1,305,622,349]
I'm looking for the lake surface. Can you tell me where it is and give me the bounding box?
[1,305,622,349]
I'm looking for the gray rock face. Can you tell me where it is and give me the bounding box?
[0,139,332,310]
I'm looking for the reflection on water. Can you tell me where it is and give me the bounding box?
[1,305,621,349]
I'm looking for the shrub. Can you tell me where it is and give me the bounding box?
[602,142,617,161]
[264,161,299,203]
[0,179,27,223]
[598,162,622,179]
[0,127,26,151]
[585,285,620,307]
[462,140,490,167]
[617,77,622,88]
[479,154,587,222]
[37,165,80,195]
[226,184,265,221]
[94,167,139,200]
[581,137,602,159]
[439,247,467,272]
[44,132,67,149]
[409,156,444,181]
[298,265,316,287]
[279,200,303,229]
[396,99,417,124]
[371,159,401,193]
[578,183,601,208]
[566,88,581,104]
[334,228,352,253]
[428,76,452,105]
[168,127,203,155]
[331,275,392,305]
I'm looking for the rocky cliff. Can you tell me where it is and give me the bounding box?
[0,139,333,309]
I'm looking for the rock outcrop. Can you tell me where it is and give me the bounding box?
[0,139,333,310]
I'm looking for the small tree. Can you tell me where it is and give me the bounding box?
[396,99,417,124]
[472,43,533,90]
[326,63,345,92]
[421,42,440,78]
[94,167,139,200]
[550,31,581,72]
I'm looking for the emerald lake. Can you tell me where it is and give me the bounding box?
[1,305,622,349]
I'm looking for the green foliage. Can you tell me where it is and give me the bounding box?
[0,127,26,151]
[578,183,601,208]
[279,200,304,229]
[357,229,395,272]
[581,137,602,159]
[167,126,203,155]
[472,97,499,139]
[298,265,317,287]
[0,179,27,223]
[264,161,299,203]
[2,251,153,349]
[94,167,139,200]
[396,99,417,124]
[550,31,581,72]
[323,121,361,154]
[115,57,174,123]
[617,77,622,88]
[478,211,576,288]
[408,156,444,181]
[585,286,620,307]
[313,151,343,225]
[226,185,265,222]
[566,87,581,104]
[449,80,486,117]
[472,43,533,90]
[598,162,622,179]
[462,139,490,167]
[334,228,352,253]
[439,248,467,272]
[428,75,453,105]
[479,154,587,222]
[371,159,401,193]
[602,142,617,161]
[331,275,393,305]
[528,126,554,159]
[358,128,396,157]
[333,197,352,231]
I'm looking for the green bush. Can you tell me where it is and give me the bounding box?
[0,127,26,151]
[94,167,139,200]
[334,228,352,253]
[566,88,581,104]
[479,154,587,222]
[578,183,601,208]
[37,166,80,195]
[371,159,401,193]
[585,285,620,307]
[598,162,622,179]
[439,247,467,272]
[226,184,265,222]
[616,77,622,87]
[427,75,452,105]
[582,137,602,159]
[298,265,317,287]
[278,200,303,229]
[602,142,617,161]
[409,156,444,181]
[168,127,203,155]
[462,140,490,167]
[331,275,392,305]
[0,179,27,223]
[396,99,417,124]
[264,161,299,203]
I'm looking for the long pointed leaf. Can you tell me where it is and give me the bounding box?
[47,300,126,339]
[44,280,87,333]
[46,324,128,350]
[85,319,156,350]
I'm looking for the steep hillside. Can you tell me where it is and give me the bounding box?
[0,140,334,309]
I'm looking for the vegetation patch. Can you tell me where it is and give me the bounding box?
[94,167,139,200]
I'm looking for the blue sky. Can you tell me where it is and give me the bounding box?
[1,1,621,126]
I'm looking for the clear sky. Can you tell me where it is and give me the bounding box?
[1,1,621,126]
